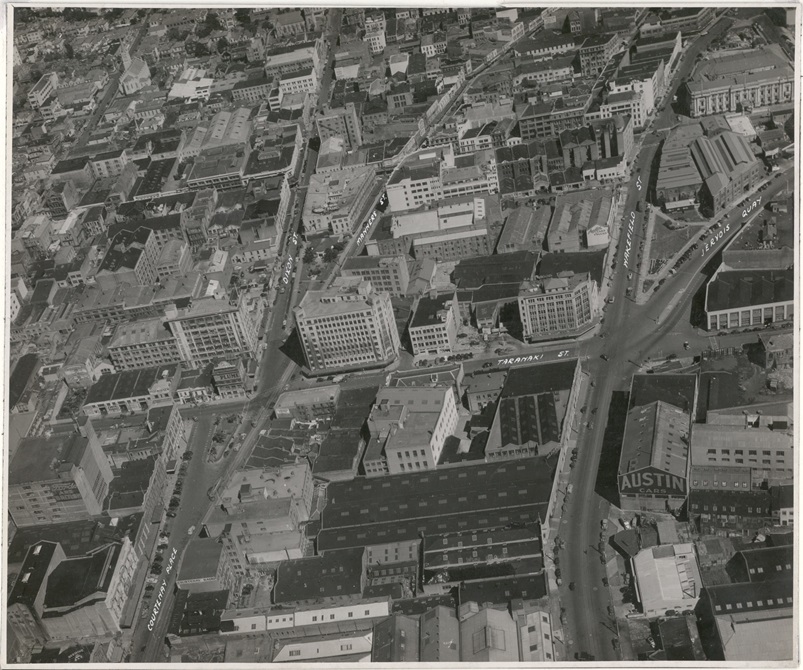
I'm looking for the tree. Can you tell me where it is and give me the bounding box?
[64,43,74,59]
[303,247,316,264]
[216,37,229,54]
[235,9,251,25]
[323,246,338,263]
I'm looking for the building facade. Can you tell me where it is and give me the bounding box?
[294,278,400,374]
[518,273,599,340]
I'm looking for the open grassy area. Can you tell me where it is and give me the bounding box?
[649,217,704,268]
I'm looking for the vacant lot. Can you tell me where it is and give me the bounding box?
[649,219,704,269]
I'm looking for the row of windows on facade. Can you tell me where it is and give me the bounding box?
[707,457,788,466]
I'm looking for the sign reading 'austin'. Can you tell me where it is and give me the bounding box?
[618,468,686,496]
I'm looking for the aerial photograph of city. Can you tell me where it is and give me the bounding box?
[2,3,798,665]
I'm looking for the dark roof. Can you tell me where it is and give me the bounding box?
[51,156,89,175]
[84,365,177,406]
[658,617,706,661]
[29,643,95,663]
[313,428,362,477]
[458,573,548,607]
[178,538,225,582]
[629,373,697,413]
[106,455,158,512]
[705,575,793,615]
[393,594,456,616]
[770,484,794,510]
[372,614,421,662]
[99,227,152,273]
[410,293,455,329]
[274,547,365,603]
[453,251,537,289]
[735,545,794,582]
[706,270,794,313]
[688,489,772,517]
[538,251,606,287]
[331,386,379,429]
[501,360,577,398]
[8,515,144,567]
[43,543,121,609]
[9,541,59,608]
[168,589,230,636]
[318,458,553,552]
[9,353,40,408]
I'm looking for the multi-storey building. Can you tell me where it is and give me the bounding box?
[294,278,400,374]
[705,268,794,331]
[363,386,460,476]
[94,227,159,291]
[640,6,715,37]
[341,255,410,296]
[28,72,58,108]
[365,29,386,54]
[164,291,262,367]
[518,273,599,340]
[691,421,793,487]
[231,77,274,104]
[176,538,236,594]
[316,103,363,150]
[683,46,794,118]
[263,41,321,79]
[302,165,377,236]
[579,33,620,77]
[107,318,183,370]
[8,538,137,645]
[9,431,114,527]
[278,67,318,97]
[89,148,129,180]
[204,462,313,575]
[408,292,460,356]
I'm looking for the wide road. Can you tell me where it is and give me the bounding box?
[128,413,230,661]
[557,15,767,659]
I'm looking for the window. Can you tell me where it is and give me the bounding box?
[251,624,257,630]
[312,616,317,621]
[348,612,353,618]
[289,650,301,657]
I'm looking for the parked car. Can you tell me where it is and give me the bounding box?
[187,525,196,536]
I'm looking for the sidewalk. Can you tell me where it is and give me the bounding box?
[634,206,657,303]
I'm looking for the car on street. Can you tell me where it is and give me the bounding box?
[482,362,494,368]
[187,525,196,536]
[601,354,609,361]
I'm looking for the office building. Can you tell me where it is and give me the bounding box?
[107,318,182,370]
[176,538,236,594]
[94,228,159,291]
[302,165,377,236]
[362,386,460,476]
[294,278,400,374]
[690,421,793,487]
[408,292,460,356]
[9,431,114,527]
[518,272,599,340]
[316,103,363,150]
[683,46,793,117]
[8,538,137,642]
[164,291,263,367]
[341,255,410,296]
[204,462,312,575]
